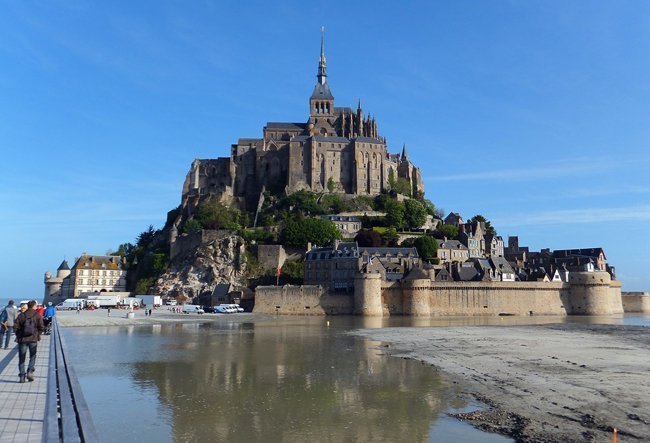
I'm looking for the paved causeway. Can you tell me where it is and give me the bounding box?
[0,335,50,443]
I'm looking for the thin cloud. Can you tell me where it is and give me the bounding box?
[424,156,643,182]
[495,205,650,227]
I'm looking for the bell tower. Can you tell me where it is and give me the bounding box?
[309,27,335,136]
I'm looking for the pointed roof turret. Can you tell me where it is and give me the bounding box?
[401,144,408,161]
[311,26,333,101]
[58,259,70,271]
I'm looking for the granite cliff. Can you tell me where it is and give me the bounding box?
[153,233,247,301]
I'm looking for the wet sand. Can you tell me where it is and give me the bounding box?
[353,323,650,442]
[56,308,258,327]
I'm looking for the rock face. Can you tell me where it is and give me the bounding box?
[154,234,246,301]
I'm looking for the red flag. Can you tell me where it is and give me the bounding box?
[277,265,281,277]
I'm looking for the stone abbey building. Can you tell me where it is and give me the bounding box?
[182,31,424,210]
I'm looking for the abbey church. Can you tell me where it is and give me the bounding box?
[182,31,424,210]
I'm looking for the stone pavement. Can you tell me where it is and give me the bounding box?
[0,334,50,443]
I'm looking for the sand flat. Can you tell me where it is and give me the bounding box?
[353,324,650,442]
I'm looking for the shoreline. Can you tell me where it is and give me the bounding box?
[352,323,650,442]
[55,308,261,327]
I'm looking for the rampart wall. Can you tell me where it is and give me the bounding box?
[253,285,353,315]
[254,271,624,317]
[621,292,650,313]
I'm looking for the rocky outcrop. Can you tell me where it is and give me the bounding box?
[154,233,246,301]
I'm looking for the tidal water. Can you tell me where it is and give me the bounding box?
[61,313,650,442]
[62,316,517,443]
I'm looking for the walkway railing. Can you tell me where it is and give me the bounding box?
[43,317,100,443]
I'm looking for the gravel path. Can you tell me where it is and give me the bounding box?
[352,324,650,442]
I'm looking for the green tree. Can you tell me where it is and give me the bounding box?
[327,177,335,193]
[395,177,412,197]
[435,223,459,239]
[374,192,392,211]
[387,168,396,191]
[385,200,405,230]
[467,214,496,236]
[380,227,400,246]
[404,199,427,230]
[423,199,436,217]
[137,225,157,248]
[280,259,304,284]
[355,229,382,247]
[182,219,202,234]
[196,197,242,230]
[282,218,341,248]
[413,235,438,261]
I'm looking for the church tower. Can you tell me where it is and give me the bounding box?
[309,27,336,136]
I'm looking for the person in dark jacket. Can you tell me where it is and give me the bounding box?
[14,300,45,383]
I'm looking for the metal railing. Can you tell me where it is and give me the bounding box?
[43,317,100,443]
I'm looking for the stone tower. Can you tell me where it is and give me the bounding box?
[308,27,336,137]
[43,259,71,305]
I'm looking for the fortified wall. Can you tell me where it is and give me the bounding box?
[621,291,650,313]
[254,271,624,316]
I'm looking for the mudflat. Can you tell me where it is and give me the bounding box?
[353,323,650,442]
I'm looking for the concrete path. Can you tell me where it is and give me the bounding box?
[0,335,50,443]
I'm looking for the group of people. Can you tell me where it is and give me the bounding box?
[1,300,56,383]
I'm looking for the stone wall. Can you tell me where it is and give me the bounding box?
[254,271,625,317]
[257,245,287,272]
[621,292,650,313]
[254,285,353,315]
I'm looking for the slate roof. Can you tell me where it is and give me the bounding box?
[437,239,468,250]
[359,247,419,257]
[489,256,515,274]
[57,260,70,271]
[306,242,359,260]
[551,248,605,259]
[322,215,360,222]
[311,82,334,100]
[312,136,350,143]
[454,265,480,282]
[237,138,262,145]
[212,283,234,297]
[266,122,308,131]
[353,136,383,144]
[403,267,429,281]
[71,255,122,270]
[334,107,353,114]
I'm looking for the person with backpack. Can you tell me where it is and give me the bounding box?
[0,300,18,349]
[14,300,44,383]
[43,302,56,335]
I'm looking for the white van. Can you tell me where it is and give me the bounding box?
[182,305,204,314]
[228,304,244,313]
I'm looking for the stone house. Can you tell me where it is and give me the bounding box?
[321,214,362,238]
[443,212,464,227]
[484,234,504,257]
[436,239,469,263]
[489,256,516,281]
[304,241,359,291]
[458,221,486,258]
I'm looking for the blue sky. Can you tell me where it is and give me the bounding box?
[1,1,649,298]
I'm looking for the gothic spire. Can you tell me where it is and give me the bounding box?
[317,26,327,85]
[401,144,408,161]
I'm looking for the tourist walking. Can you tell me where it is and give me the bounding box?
[14,300,44,383]
[0,300,18,349]
[43,302,56,335]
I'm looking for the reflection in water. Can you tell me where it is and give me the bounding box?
[63,317,516,442]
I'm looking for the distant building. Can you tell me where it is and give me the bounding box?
[179,30,424,214]
[44,254,128,305]
[321,215,362,238]
[436,239,469,263]
[304,241,420,288]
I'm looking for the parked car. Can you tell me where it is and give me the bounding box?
[215,305,230,314]
[202,306,215,313]
[229,304,245,313]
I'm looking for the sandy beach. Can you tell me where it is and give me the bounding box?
[353,323,650,442]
